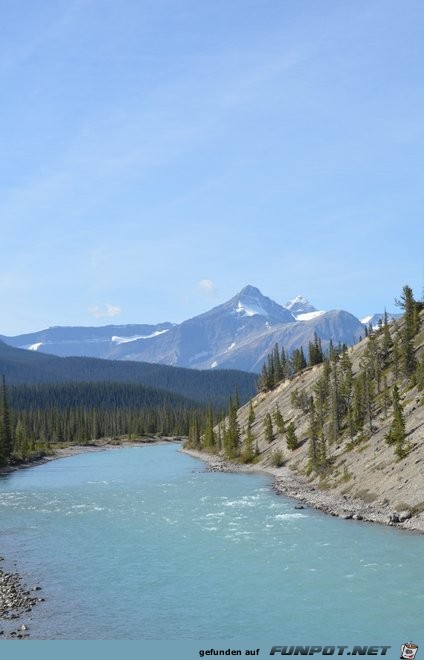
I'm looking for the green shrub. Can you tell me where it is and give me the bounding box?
[270,449,284,467]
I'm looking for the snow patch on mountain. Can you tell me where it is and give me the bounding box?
[295,310,326,321]
[236,301,267,317]
[111,329,169,344]
[27,342,43,351]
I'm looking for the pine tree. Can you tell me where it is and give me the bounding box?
[366,334,383,393]
[264,413,274,443]
[396,285,417,332]
[273,405,286,435]
[267,354,275,389]
[396,285,417,377]
[280,346,288,379]
[364,366,375,433]
[339,349,354,438]
[202,408,216,451]
[188,416,200,449]
[291,348,307,374]
[285,421,298,451]
[313,375,328,435]
[224,396,240,458]
[248,401,255,425]
[273,343,282,386]
[358,344,376,433]
[308,332,324,366]
[242,424,255,463]
[329,352,341,443]
[385,385,408,459]
[381,310,392,367]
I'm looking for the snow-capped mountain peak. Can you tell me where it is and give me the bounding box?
[1,286,366,373]
[236,286,269,317]
[232,286,295,323]
[284,295,316,315]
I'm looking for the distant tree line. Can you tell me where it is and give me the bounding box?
[0,342,258,408]
[0,379,216,467]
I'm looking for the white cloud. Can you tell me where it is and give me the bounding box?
[89,303,122,318]
[197,279,217,296]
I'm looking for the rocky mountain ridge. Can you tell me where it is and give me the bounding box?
[1,286,370,372]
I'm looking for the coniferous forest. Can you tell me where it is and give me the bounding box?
[0,341,258,406]
[0,345,257,467]
[0,379,223,467]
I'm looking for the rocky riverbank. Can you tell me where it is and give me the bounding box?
[0,557,43,639]
[181,447,424,534]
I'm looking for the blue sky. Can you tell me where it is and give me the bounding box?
[1,0,423,335]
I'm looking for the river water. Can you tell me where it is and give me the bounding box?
[0,443,422,641]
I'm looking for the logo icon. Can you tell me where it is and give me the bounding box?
[401,643,419,660]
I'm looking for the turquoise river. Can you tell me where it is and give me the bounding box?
[0,443,422,644]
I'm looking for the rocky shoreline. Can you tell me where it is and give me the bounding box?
[181,447,424,534]
[0,557,43,640]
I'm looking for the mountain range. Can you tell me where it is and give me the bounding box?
[1,285,396,373]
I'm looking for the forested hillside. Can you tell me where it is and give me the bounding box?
[186,286,424,526]
[0,340,257,407]
[0,342,256,467]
